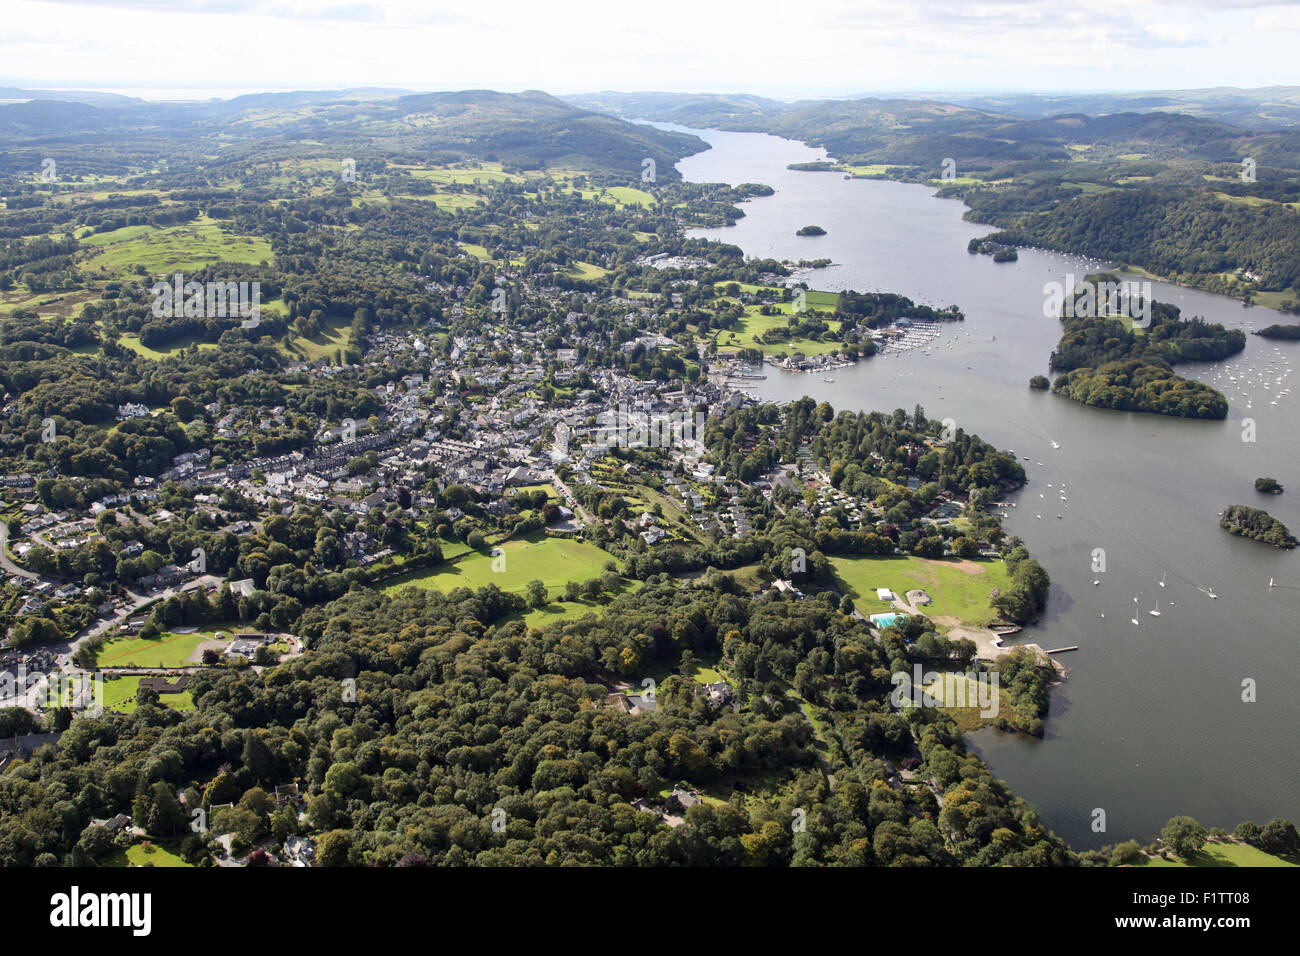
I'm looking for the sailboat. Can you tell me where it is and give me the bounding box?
[1269,578,1276,588]
[1132,596,1141,626]
[1051,440,1060,449]
[1159,574,1166,588]
[1149,600,1162,618]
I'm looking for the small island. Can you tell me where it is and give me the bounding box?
[1255,477,1284,495]
[1045,273,1244,420]
[968,237,1018,261]
[1253,324,1300,340]
[796,224,827,236]
[1220,505,1296,549]
[1029,375,1050,390]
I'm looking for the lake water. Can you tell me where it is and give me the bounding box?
[667,125,1300,848]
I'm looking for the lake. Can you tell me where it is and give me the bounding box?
[667,124,1300,848]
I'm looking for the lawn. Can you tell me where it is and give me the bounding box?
[830,553,1011,627]
[383,533,615,599]
[512,483,558,502]
[95,625,235,668]
[101,674,195,713]
[1138,842,1296,867]
[106,842,192,868]
[712,291,845,357]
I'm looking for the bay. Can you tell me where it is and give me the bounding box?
[666,124,1300,848]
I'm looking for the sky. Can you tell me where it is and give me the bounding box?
[2,0,1296,99]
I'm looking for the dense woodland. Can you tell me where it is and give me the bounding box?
[1219,505,1296,549]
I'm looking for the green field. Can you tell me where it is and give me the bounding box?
[286,312,352,361]
[405,163,524,185]
[118,332,220,359]
[602,186,656,208]
[96,625,235,668]
[79,224,156,246]
[567,260,610,280]
[383,533,615,598]
[1139,842,1296,868]
[520,596,605,628]
[830,553,1010,627]
[83,214,272,277]
[101,675,195,713]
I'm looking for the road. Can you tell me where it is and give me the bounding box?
[0,535,37,581]
[551,476,597,527]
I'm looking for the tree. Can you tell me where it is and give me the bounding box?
[1255,818,1300,856]
[73,824,116,865]
[1160,815,1208,859]
[135,685,160,708]
[1110,840,1144,866]
[525,579,548,609]
[241,731,274,782]
[316,829,353,867]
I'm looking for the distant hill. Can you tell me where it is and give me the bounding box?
[565,91,1300,170]
[0,87,142,106]
[565,91,791,125]
[864,87,1300,131]
[0,88,708,179]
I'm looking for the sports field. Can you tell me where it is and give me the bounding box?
[95,625,236,668]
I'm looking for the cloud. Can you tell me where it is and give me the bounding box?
[3,0,1293,96]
